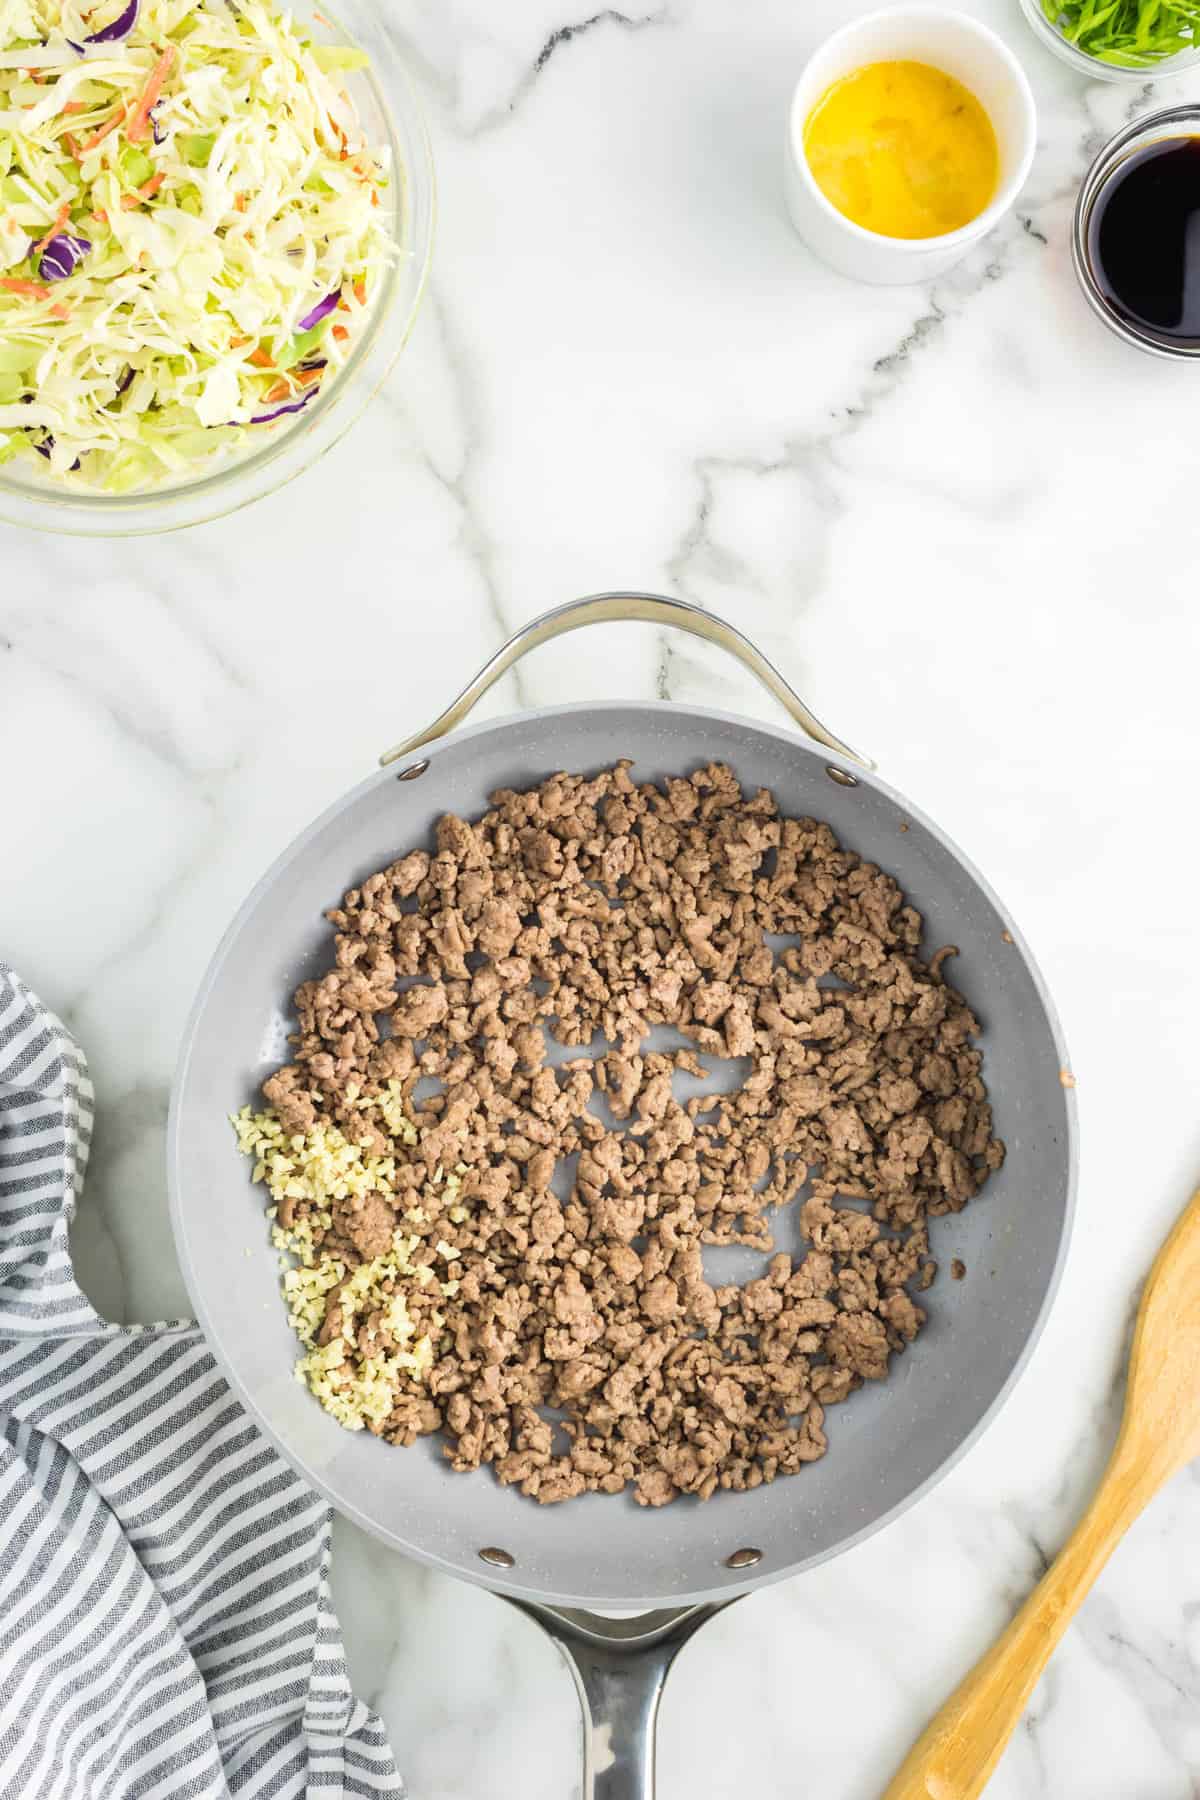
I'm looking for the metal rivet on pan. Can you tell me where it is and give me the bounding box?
[825,766,859,788]
[395,758,431,782]
[478,1546,515,1568]
[725,1547,763,1569]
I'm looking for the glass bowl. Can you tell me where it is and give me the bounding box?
[0,0,435,536]
[1072,103,1200,358]
[1017,0,1200,81]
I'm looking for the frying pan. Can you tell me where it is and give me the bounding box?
[168,593,1076,1798]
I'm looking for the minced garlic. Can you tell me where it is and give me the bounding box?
[231,1092,456,1434]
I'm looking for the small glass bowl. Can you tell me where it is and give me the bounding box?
[1017,0,1200,82]
[1072,104,1200,359]
[0,0,435,536]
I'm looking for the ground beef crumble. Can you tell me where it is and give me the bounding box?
[253,761,1004,1507]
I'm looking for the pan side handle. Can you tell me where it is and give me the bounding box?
[378,592,872,771]
[509,1599,731,1800]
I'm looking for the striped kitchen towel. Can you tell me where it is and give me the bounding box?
[0,963,403,1800]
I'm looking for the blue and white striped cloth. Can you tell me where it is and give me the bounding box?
[0,964,403,1799]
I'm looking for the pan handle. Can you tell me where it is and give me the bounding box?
[509,1598,731,1800]
[378,591,872,771]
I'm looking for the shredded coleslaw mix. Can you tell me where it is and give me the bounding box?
[0,0,394,491]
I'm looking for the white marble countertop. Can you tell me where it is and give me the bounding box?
[5,0,1200,1793]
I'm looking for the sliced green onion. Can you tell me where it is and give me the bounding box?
[1041,0,1199,62]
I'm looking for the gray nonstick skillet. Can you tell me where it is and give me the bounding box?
[169,592,1075,1798]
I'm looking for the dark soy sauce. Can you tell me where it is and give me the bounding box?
[1089,136,1200,345]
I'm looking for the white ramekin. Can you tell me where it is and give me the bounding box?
[784,6,1037,286]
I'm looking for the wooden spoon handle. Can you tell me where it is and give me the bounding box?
[882,1452,1160,1800]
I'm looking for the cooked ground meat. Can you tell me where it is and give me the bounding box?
[255,761,1004,1506]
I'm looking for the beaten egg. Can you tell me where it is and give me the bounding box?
[803,60,998,240]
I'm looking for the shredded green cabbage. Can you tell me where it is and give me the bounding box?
[0,0,393,491]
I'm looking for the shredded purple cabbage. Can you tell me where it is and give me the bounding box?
[116,367,135,395]
[248,386,321,425]
[33,435,82,472]
[69,0,139,49]
[38,234,92,281]
[151,104,165,145]
[296,289,340,332]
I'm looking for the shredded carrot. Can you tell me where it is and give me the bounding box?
[62,100,86,115]
[126,44,175,143]
[248,347,273,368]
[331,324,348,342]
[79,107,125,153]
[63,133,81,159]
[229,334,250,348]
[50,302,70,320]
[31,200,71,255]
[92,207,108,223]
[233,193,247,212]
[262,366,324,404]
[120,172,164,209]
[312,7,331,22]
[0,277,52,298]
[352,275,365,304]
[370,189,379,206]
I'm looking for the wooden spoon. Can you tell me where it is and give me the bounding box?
[884,1183,1200,1800]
